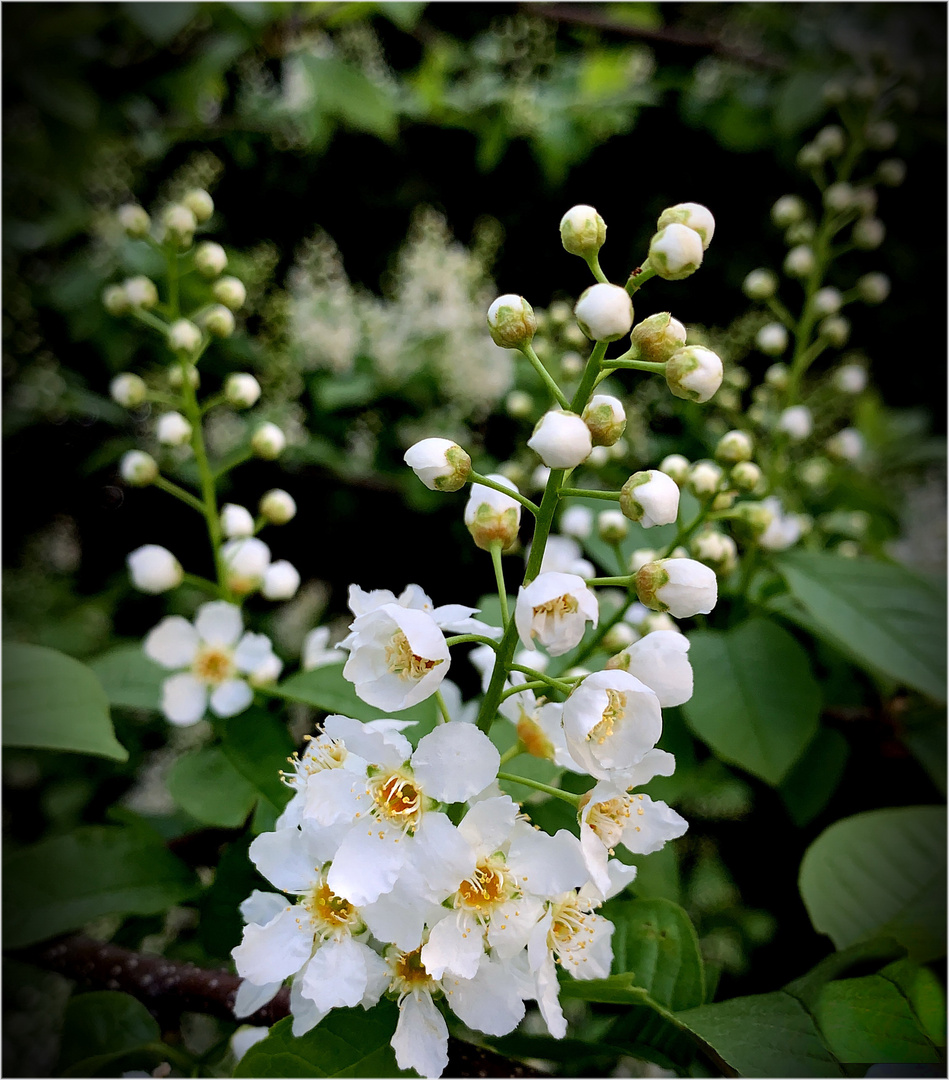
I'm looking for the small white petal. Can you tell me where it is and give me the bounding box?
[508,828,588,895]
[300,938,371,1011]
[232,905,313,984]
[411,723,500,802]
[233,979,282,1018]
[249,826,337,893]
[144,616,200,669]
[161,673,207,725]
[392,992,449,1079]
[233,632,276,674]
[449,954,527,1036]
[458,796,519,853]
[240,890,287,926]
[194,601,244,647]
[210,678,252,717]
[327,826,406,906]
[421,911,483,980]
[410,811,476,895]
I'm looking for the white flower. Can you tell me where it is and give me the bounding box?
[221,503,255,538]
[657,202,715,249]
[344,582,500,639]
[636,558,718,618]
[826,427,864,462]
[619,470,679,527]
[156,411,193,447]
[574,283,633,342]
[195,241,227,277]
[167,319,202,354]
[120,450,158,486]
[251,422,286,459]
[648,224,704,280]
[144,601,277,725]
[259,488,296,524]
[665,346,723,403]
[404,437,471,492]
[527,410,592,469]
[515,572,598,656]
[221,537,270,595]
[562,669,662,780]
[609,630,692,707]
[214,276,246,310]
[560,204,606,256]
[597,509,627,543]
[263,560,301,600]
[777,405,813,441]
[110,373,146,408]
[834,364,867,394]
[756,323,788,355]
[560,504,593,539]
[301,627,345,671]
[127,545,183,594]
[687,460,723,498]
[487,294,536,349]
[224,373,261,408]
[464,473,521,551]
[582,394,626,447]
[758,497,804,551]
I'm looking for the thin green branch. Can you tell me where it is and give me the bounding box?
[445,633,502,649]
[520,342,571,409]
[468,472,539,515]
[153,475,206,515]
[489,542,510,629]
[497,772,580,806]
[558,487,621,501]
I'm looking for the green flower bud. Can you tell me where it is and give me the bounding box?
[117,203,150,238]
[559,204,606,257]
[582,394,626,447]
[102,284,130,316]
[182,188,214,223]
[715,430,754,464]
[487,294,537,349]
[730,460,763,494]
[630,311,687,363]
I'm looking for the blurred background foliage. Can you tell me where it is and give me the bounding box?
[3,3,946,1076]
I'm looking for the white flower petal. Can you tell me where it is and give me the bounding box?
[210,678,252,717]
[302,769,366,827]
[458,796,519,853]
[233,979,282,1018]
[410,811,476,895]
[623,630,692,707]
[362,883,443,952]
[392,991,449,1079]
[249,826,336,893]
[322,715,411,768]
[327,826,407,906]
[231,904,312,984]
[300,938,370,1011]
[486,896,545,957]
[421,910,483,980]
[233,632,276,674]
[161,673,208,725]
[144,616,200,669]
[411,724,500,803]
[620,795,688,856]
[289,970,328,1038]
[508,828,588,896]
[449,954,527,1036]
[194,601,244,647]
[605,859,639,900]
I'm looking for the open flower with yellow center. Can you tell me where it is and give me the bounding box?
[515,571,598,657]
[143,601,278,725]
[562,669,662,780]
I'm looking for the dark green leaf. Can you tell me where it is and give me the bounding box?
[779,727,850,827]
[3,643,127,761]
[121,2,198,43]
[773,71,832,135]
[681,618,821,785]
[234,1003,412,1077]
[880,959,948,1046]
[167,747,258,828]
[3,826,198,948]
[799,806,947,962]
[58,991,159,1073]
[88,643,165,711]
[220,707,295,811]
[377,2,426,30]
[775,552,947,702]
[302,56,398,141]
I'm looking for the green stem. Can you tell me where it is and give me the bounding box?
[153,475,206,515]
[167,248,180,320]
[625,263,657,296]
[129,307,169,336]
[468,471,539,515]
[500,680,549,701]
[445,633,501,650]
[584,253,608,284]
[181,572,227,598]
[569,340,608,413]
[585,575,633,587]
[558,486,621,501]
[200,391,227,414]
[520,343,571,409]
[497,772,580,807]
[765,296,796,328]
[508,664,572,693]
[601,357,667,373]
[498,742,523,767]
[489,542,510,628]
[434,689,452,725]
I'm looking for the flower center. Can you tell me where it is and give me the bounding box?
[587,689,626,744]
[389,946,437,995]
[281,735,347,788]
[367,769,425,831]
[192,645,235,685]
[302,877,362,939]
[517,710,555,761]
[533,594,579,622]
[547,892,600,968]
[456,857,513,914]
[385,630,444,682]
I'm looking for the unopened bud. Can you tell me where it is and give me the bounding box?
[636,557,718,618]
[120,450,158,486]
[865,120,897,150]
[213,276,246,311]
[404,437,472,492]
[742,269,778,300]
[582,394,626,446]
[731,460,763,493]
[602,623,638,655]
[687,460,723,498]
[162,203,197,246]
[756,323,788,355]
[561,504,593,539]
[826,427,865,462]
[528,410,592,468]
[195,241,227,277]
[224,373,261,409]
[813,287,843,315]
[665,346,723,403]
[785,220,815,245]
[620,470,680,528]
[465,473,521,551]
[505,390,533,419]
[251,422,286,459]
[732,501,775,540]
[797,143,824,169]
[222,537,270,596]
[559,204,607,257]
[597,509,628,544]
[852,218,885,249]
[156,411,193,446]
[659,454,690,485]
[823,182,855,212]
[124,276,159,309]
[629,548,658,573]
[203,304,235,338]
[182,188,214,223]
[487,294,537,349]
[818,315,850,346]
[630,311,687,362]
[117,203,150,238]
[777,405,813,441]
[168,364,199,390]
[715,429,753,464]
[852,187,878,216]
[167,319,202,355]
[878,159,906,187]
[259,489,297,525]
[656,202,715,249]
[127,545,183,593]
[574,283,633,342]
[262,560,301,601]
[691,530,738,576]
[648,223,704,280]
[784,246,816,278]
[771,195,807,227]
[221,503,255,538]
[814,125,846,157]
[765,362,789,390]
[102,284,130,316]
[110,372,147,407]
[834,363,867,394]
[856,273,890,305]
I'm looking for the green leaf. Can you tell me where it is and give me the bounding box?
[88,643,165,711]
[773,71,832,135]
[2,643,127,762]
[799,806,947,962]
[121,1,198,43]
[301,56,398,141]
[813,974,942,1063]
[606,898,705,1011]
[220,707,295,812]
[681,618,821,785]
[3,825,198,948]
[377,2,426,30]
[778,727,850,827]
[234,1003,412,1077]
[880,958,947,1046]
[167,747,258,828]
[775,552,947,702]
[676,991,844,1077]
[58,991,159,1073]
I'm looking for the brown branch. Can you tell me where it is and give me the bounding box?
[19,933,548,1078]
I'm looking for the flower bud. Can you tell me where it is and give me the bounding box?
[530,464,551,490]
[221,503,255,538]
[715,429,753,464]
[798,457,832,490]
[852,218,885,249]
[582,394,626,447]
[771,195,807,227]
[636,558,717,617]
[251,422,286,459]
[856,273,890,304]
[784,246,816,278]
[818,315,850,346]
[756,323,788,355]
[687,460,723,498]
[777,405,813,441]
[824,182,855,212]
[785,220,815,245]
[834,364,867,394]
[657,202,715,249]
[127,545,183,593]
[120,450,158,486]
[195,241,227,277]
[665,346,723,403]
[765,362,789,390]
[691,530,738,575]
[465,473,521,551]
[528,410,592,468]
[124,276,159,309]
[404,437,472,492]
[259,489,296,525]
[156,411,193,446]
[110,372,147,408]
[487,294,537,349]
[505,390,533,419]
[162,203,197,246]
[588,446,609,468]
[878,159,906,187]
[797,143,823,169]
[224,372,261,409]
[814,125,846,157]
[182,188,214,223]
[213,276,247,311]
[203,304,235,338]
[865,120,898,150]
[558,505,592,541]
[658,454,690,486]
[629,548,658,573]
[732,501,776,540]
[597,509,628,543]
[222,537,270,595]
[117,203,151,238]
[574,283,634,342]
[168,364,199,390]
[102,284,130,316]
[602,622,638,655]
[167,319,202,355]
[648,223,704,280]
[742,268,778,300]
[620,469,680,527]
[262,560,301,601]
[559,204,606,257]
[852,187,878,216]
[813,287,843,315]
[826,427,864,462]
[731,460,763,493]
[630,311,687,362]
